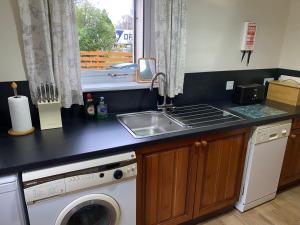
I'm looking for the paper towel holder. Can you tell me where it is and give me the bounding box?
[8,127,35,136]
[8,82,35,136]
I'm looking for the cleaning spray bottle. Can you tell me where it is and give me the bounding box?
[97,97,108,119]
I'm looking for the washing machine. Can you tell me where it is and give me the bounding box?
[22,152,136,225]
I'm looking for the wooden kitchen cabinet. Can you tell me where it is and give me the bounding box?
[291,118,300,130]
[193,129,249,218]
[279,128,300,188]
[136,128,250,225]
[136,138,199,225]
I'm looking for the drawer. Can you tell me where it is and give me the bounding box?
[292,118,300,130]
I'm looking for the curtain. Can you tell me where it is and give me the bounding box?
[154,0,187,98]
[17,0,83,108]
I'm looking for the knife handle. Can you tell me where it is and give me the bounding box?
[50,83,54,102]
[47,83,51,102]
[37,86,41,103]
[41,83,47,102]
[55,86,59,101]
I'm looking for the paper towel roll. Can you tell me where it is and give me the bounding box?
[8,96,33,132]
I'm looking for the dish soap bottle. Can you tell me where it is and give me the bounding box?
[97,97,108,119]
[85,93,95,118]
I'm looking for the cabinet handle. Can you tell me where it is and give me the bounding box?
[195,142,202,148]
[201,140,208,147]
[291,134,297,139]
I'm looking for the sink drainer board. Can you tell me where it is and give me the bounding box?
[168,104,244,128]
[229,104,288,119]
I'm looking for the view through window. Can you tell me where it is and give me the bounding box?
[75,0,136,75]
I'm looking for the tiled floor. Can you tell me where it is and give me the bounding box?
[198,186,300,225]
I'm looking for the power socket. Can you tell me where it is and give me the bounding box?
[226,81,235,90]
[264,78,274,85]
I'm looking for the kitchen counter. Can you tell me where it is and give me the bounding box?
[1,100,300,175]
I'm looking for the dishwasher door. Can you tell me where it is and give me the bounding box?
[242,137,288,205]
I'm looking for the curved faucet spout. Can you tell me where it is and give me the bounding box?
[150,72,166,91]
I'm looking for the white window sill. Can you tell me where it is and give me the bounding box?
[81,69,158,92]
[82,82,158,92]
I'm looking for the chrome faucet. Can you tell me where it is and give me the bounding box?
[150,72,173,112]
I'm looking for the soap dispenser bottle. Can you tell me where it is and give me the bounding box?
[97,97,108,119]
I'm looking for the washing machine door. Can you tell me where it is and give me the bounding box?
[55,194,120,225]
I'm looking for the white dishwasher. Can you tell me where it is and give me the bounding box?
[236,120,292,212]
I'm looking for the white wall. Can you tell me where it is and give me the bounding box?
[280,0,300,70]
[185,0,291,73]
[0,0,26,82]
[0,0,296,83]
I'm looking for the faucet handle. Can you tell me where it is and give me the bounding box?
[156,101,161,109]
[169,99,176,111]
[168,105,176,112]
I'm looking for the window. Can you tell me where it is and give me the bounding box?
[75,0,146,91]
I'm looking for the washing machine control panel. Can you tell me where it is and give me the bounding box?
[24,179,66,203]
[65,163,137,193]
[24,163,137,203]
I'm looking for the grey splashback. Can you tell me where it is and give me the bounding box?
[173,69,281,106]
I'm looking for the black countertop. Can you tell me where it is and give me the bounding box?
[1,101,300,175]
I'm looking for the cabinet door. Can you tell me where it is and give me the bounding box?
[137,138,198,225]
[279,129,300,188]
[193,129,249,217]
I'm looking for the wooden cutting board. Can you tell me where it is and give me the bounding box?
[267,80,300,106]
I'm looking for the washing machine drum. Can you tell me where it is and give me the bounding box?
[55,194,120,225]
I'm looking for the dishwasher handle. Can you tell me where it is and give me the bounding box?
[268,128,289,141]
[268,133,279,141]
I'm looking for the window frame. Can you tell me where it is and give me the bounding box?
[143,0,155,58]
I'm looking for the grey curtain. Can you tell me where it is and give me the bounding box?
[17,0,83,108]
[154,0,187,98]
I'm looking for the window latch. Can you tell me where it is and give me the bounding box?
[107,73,129,78]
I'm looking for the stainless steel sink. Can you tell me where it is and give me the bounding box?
[117,111,186,138]
[117,105,244,138]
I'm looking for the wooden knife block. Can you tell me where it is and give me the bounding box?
[37,101,62,130]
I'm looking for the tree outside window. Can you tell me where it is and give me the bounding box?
[75,0,135,71]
